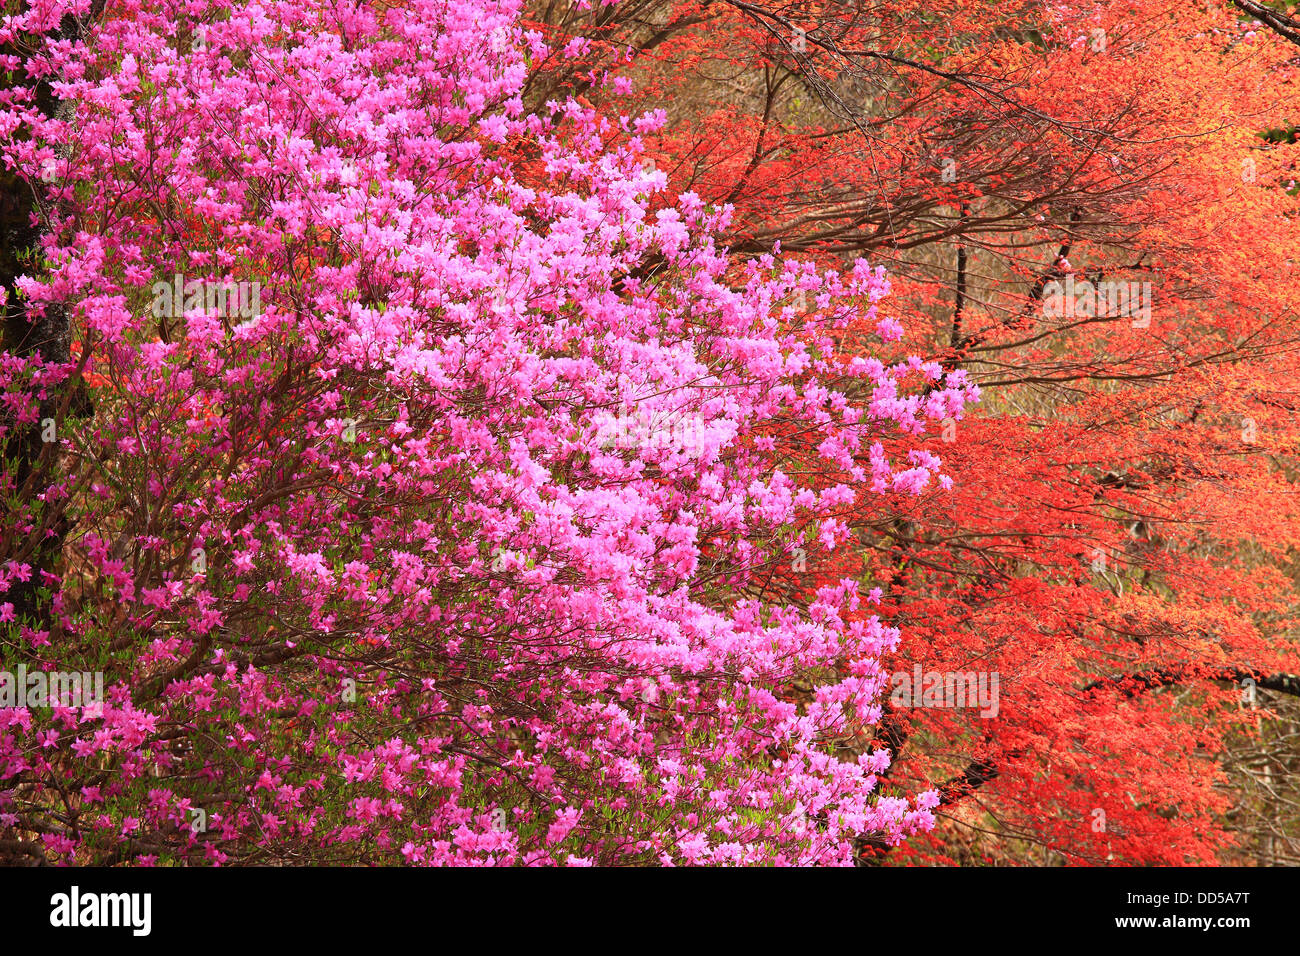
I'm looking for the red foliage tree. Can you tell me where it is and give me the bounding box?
[524,0,1300,863]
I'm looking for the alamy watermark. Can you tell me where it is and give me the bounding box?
[50,886,151,936]
[151,274,261,319]
[889,666,1000,718]
[0,666,104,712]
[1042,275,1152,327]
[594,405,715,459]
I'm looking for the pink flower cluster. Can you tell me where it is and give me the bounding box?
[0,0,977,864]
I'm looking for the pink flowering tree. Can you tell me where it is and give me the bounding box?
[0,0,977,864]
